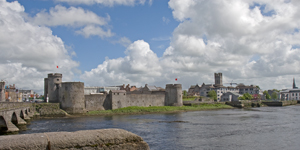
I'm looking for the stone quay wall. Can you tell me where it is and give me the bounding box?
[0,129,150,150]
[85,93,111,111]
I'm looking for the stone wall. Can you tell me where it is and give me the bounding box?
[0,102,33,111]
[126,93,165,107]
[0,129,150,150]
[111,90,165,110]
[85,93,111,111]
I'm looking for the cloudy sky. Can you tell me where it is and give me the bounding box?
[1,0,300,94]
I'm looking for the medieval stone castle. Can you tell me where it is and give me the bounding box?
[44,73,182,113]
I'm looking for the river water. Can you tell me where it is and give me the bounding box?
[17,106,300,150]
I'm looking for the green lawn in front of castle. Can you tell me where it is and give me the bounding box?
[86,103,233,115]
[182,96,200,101]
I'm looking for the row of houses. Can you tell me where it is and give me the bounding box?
[84,84,164,95]
[188,73,262,101]
[0,82,38,102]
[188,73,300,102]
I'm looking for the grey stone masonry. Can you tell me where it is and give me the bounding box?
[0,81,5,102]
[165,84,183,106]
[47,73,62,103]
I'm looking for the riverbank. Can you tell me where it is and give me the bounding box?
[85,103,234,116]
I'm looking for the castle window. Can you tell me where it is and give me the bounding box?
[124,93,125,95]
[57,79,59,81]
[117,93,119,95]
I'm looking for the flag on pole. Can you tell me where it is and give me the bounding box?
[57,66,59,68]
[175,78,177,81]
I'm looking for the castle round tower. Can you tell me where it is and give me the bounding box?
[47,73,62,103]
[165,84,183,106]
[59,82,85,114]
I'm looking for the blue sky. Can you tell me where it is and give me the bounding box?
[1,0,300,94]
[11,0,178,71]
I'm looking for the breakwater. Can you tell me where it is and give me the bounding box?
[0,128,149,150]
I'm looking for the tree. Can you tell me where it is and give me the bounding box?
[243,93,253,100]
[238,93,254,100]
[263,90,271,100]
[238,96,245,100]
[183,90,188,97]
[256,86,260,89]
[207,90,217,101]
[271,92,278,100]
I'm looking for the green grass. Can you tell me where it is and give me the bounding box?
[182,96,200,101]
[86,103,233,115]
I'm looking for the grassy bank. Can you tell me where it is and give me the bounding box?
[182,96,200,101]
[86,103,233,116]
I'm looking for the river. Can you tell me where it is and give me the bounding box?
[17,106,300,150]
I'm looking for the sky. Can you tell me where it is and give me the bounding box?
[1,0,300,94]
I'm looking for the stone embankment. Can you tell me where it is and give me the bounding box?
[34,103,67,117]
[0,129,150,150]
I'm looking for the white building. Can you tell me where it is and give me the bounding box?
[280,78,299,100]
[84,86,120,95]
[280,89,300,100]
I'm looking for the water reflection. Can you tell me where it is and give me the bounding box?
[12,106,300,149]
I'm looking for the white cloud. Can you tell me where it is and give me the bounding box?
[80,40,162,86]
[30,5,113,38]
[55,0,148,7]
[112,37,132,47]
[82,0,300,91]
[30,5,109,27]
[162,16,170,24]
[76,25,114,38]
[0,0,78,93]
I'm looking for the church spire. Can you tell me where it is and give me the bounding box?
[293,77,298,89]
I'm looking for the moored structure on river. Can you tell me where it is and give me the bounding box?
[44,73,183,114]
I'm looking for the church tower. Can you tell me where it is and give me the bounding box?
[214,73,223,86]
[293,78,298,89]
